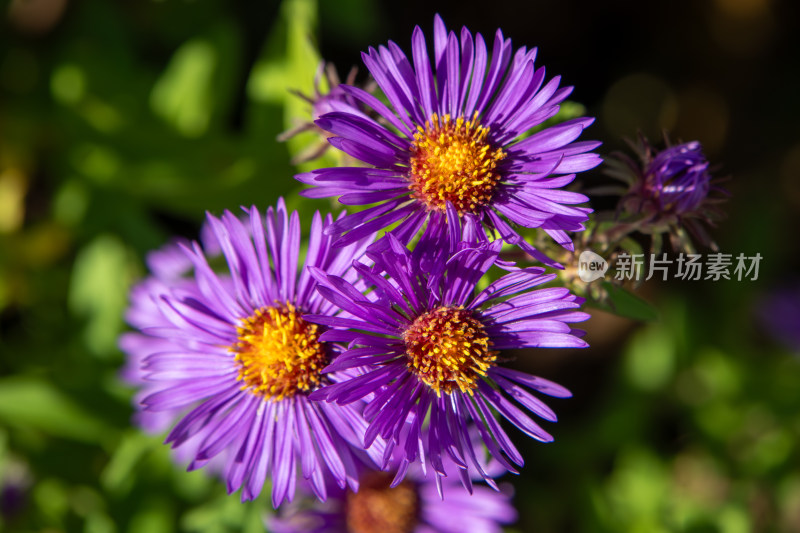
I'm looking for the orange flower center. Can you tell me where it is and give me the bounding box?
[409,113,506,214]
[403,306,497,396]
[345,473,419,533]
[231,303,327,401]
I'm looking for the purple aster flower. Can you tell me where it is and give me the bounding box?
[119,200,383,507]
[307,231,589,488]
[295,15,601,266]
[269,452,516,533]
[605,135,729,250]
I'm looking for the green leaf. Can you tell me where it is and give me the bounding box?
[618,236,644,256]
[33,478,70,524]
[601,281,659,322]
[0,377,111,443]
[247,0,331,171]
[126,499,174,533]
[51,64,87,106]
[85,512,117,533]
[68,234,134,357]
[150,39,216,138]
[247,0,321,105]
[624,325,675,391]
[649,232,663,255]
[101,431,160,494]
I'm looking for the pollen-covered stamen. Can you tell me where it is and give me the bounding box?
[231,303,327,401]
[345,473,419,533]
[403,306,497,396]
[409,113,507,214]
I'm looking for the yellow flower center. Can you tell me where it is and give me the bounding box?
[408,113,506,214]
[345,473,419,533]
[231,303,327,401]
[403,306,497,396]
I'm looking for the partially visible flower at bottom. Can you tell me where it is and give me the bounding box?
[119,200,382,507]
[268,466,517,533]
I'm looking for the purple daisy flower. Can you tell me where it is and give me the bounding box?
[307,231,589,488]
[295,15,601,266]
[269,454,516,533]
[119,200,383,507]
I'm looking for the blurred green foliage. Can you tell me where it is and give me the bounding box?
[1,0,798,532]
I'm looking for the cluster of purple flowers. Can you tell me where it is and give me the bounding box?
[120,14,721,533]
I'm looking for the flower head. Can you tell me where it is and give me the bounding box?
[606,135,729,250]
[643,141,711,214]
[119,200,382,507]
[296,15,601,266]
[269,457,516,533]
[308,230,588,488]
